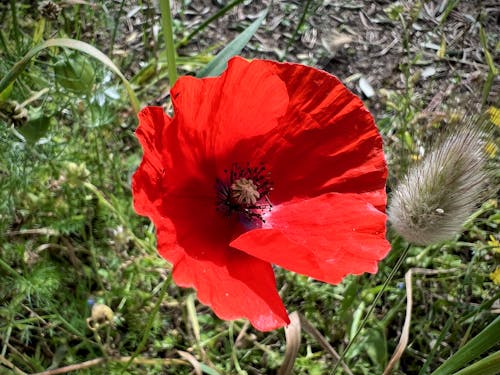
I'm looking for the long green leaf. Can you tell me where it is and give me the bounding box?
[479,26,498,75]
[159,0,178,86]
[453,351,500,375]
[197,9,267,78]
[0,38,140,113]
[418,315,454,375]
[431,316,500,375]
[479,25,498,105]
[176,0,245,48]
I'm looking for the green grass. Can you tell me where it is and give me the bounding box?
[1,1,499,374]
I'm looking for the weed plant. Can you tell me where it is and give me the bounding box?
[0,1,498,374]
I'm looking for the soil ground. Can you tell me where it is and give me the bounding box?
[170,0,499,116]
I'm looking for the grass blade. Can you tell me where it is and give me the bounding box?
[452,351,500,375]
[431,316,500,375]
[176,0,245,48]
[197,9,267,78]
[159,0,178,86]
[282,0,313,60]
[299,313,354,375]
[479,25,498,105]
[418,315,454,375]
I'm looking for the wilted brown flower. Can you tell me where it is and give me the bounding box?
[0,100,28,127]
[38,1,60,21]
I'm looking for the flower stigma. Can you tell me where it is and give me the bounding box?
[231,178,260,205]
[216,162,273,224]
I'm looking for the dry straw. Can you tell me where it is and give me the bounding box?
[388,113,497,246]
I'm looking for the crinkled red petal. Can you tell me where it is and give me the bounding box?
[132,106,171,220]
[133,105,289,330]
[231,60,387,209]
[231,193,391,284]
[155,196,290,331]
[132,57,390,331]
[170,57,289,168]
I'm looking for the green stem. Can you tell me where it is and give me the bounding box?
[283,0,313,60]
[331,243,412,374]
[0,257,22,279]
[159,0,178,86]
[110,0,126,54]
[9,0,19,49]
[123,274,172,371]
[83,182,155,255]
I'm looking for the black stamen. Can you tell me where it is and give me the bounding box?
[215,162,273,223]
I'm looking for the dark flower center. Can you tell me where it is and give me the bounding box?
[216,162,273,223]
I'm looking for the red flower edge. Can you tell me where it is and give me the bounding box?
[132,57,390,331]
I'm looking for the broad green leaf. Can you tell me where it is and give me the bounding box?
[197,9,268,78]
[54,53,95,94]
[18,116,51,143]
[431,316,500,375]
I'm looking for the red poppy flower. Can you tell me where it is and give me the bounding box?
[132,56,390,331]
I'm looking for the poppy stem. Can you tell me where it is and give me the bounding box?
[331,242,412,374]
[159,0,178,86]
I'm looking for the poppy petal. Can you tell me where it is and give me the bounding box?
[230,61,386,207]
[230,193,390,284]
[170,57,289,161]
[132,58,391,331]
[132,84,290,332]
[132,106,171,219]
[154,200,290,331]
